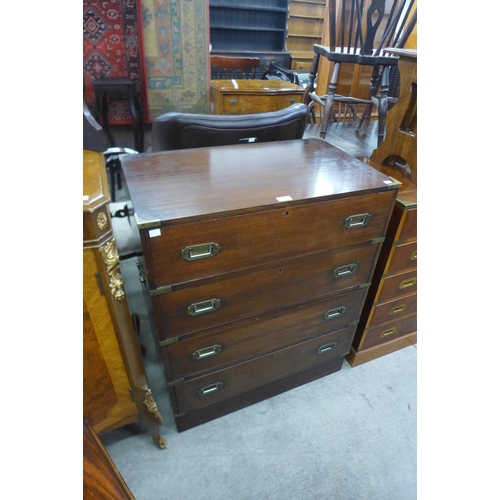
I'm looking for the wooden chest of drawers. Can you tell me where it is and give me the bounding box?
[210,79,305,115]
[347,165,417,366]
[121,139,400,431]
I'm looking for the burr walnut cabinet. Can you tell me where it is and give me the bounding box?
[121,139,400,431]
[83,421,134,499]
[83,149,166,448]
[210,79,305,115]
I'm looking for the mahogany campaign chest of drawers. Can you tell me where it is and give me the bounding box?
[121,139,400,431]
[347,165,417,367]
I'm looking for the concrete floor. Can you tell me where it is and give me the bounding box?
[99,121,417,499]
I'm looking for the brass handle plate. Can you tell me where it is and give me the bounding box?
[289,97,296,104]
[182,242,220,262]
[198,382,224,396]
[390,304,406,315]
[187,298,221,316]
[380,326,398,338]
[323,306,346,320]
[399,277,417,289]
[333,263,358,278]
[192,344,222,360]
[229,99,238,105]
[410,249,417,260]
[317,341,338,354]
[344,213,371,229]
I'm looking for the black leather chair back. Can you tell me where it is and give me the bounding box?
[152,103,310,151]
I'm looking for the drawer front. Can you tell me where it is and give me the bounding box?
[173,325,356,414]
[375,269,417,304]
[384,241,417,275]
[220,92,304,114]
[163,288,367,380]
[157,243,378,338]
[360,314,417,350]
[395,206,417,242]
[290,58,313,72]
[366,292,417,329]
[147,192,394,288]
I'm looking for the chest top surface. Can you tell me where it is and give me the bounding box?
[121,139,398,227]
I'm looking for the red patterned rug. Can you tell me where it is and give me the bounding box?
[83,0,149,124]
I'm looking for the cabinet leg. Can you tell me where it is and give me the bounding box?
[142,389,168,449]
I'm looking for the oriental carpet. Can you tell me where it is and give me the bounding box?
[83,0,149,124]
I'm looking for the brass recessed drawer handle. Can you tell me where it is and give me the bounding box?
[323,306,346,320]
[317,341,338,354]
[390,304,406,315]
[229,99,238,106]
[198,382,224,396]
[182,242,220,261]
[344,213,371,229]
[333,263,358,278]
[289,97,296,104]
[410,250,417,260]
[187,298,221,316]
[380,327,398,338]
[399,277,417,289]
[192,344,222,360]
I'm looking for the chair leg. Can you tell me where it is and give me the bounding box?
[376,66,391,147]
[106,156,120,202]
[356,65,382,134]
[303,53,320,107]
[100,93,116,147]
[109,164,116,202]
[321,62,340,139]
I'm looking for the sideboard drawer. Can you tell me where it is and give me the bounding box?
[390,203,417,242]
[360,314,417,350]
[156,242,379,338]
[162,288,367,380]
[147,192,395,288]
[173,325,356,414]
[220,93,304,114]
[366,292,417,329]
[374,269,417,304]
[383,241,417,275]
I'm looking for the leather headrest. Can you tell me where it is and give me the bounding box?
[152,103,310,151]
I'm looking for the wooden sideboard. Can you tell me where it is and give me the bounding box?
[83,149,166,448]
[210,79,305,114]
[121,139,400,431]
